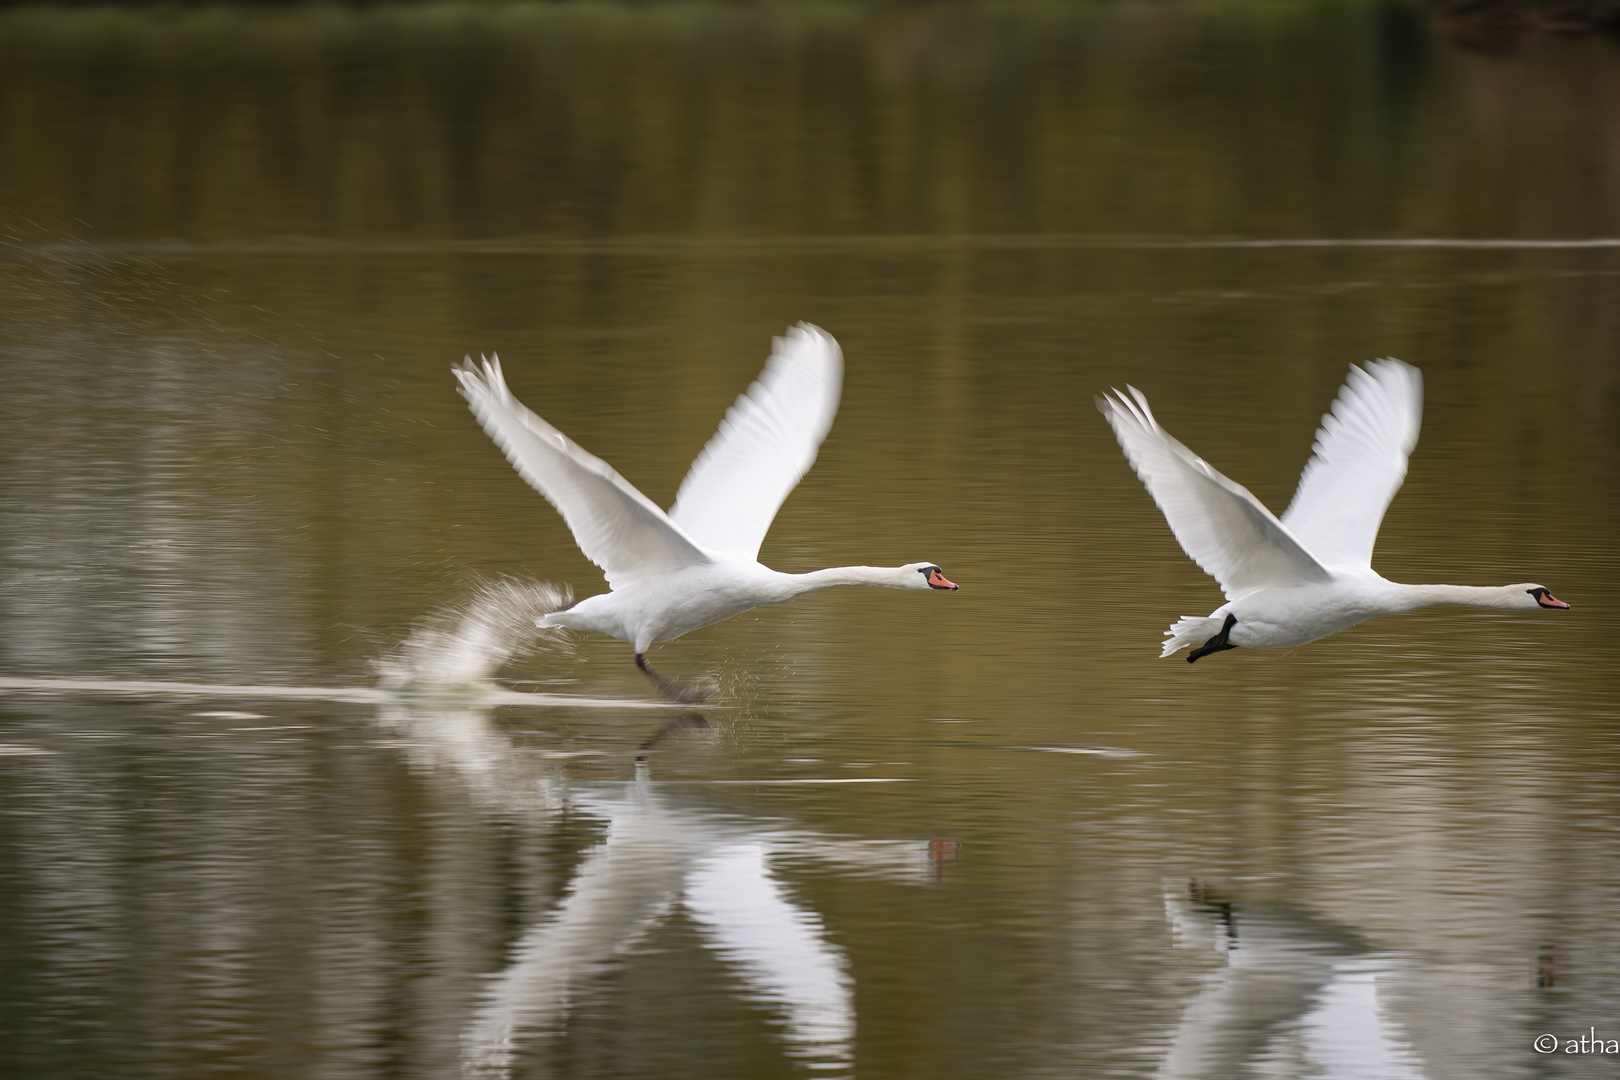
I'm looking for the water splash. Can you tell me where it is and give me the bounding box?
[375,576,576,693]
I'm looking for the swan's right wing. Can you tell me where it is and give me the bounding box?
[669,324,843,560]
[456,357,712,590]
[683,843,854,1072]
[1099,388,1332,601]
[1281,359,1422,568]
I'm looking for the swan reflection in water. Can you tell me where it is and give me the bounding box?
[1158,880,1426,1080]
[374,695,935,1080]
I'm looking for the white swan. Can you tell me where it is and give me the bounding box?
[1099,359,1569,663]
[454,323,958,700]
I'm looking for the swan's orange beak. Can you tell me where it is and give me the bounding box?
[1537,591,1570,609]
[927,568,959,591]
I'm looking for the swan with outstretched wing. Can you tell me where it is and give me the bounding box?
[456,324,958,700]
[1099,359,1568,662]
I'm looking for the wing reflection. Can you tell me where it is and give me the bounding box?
[684,842,855,1064]
[463,770,717,1078]
[378,698,923,1080]
[1159,880,1425,1080]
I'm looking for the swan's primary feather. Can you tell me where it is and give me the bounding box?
[1099,387,1332,601]
[455,356,713,591]
[669,324,843,560]
[1281,359,1422,568]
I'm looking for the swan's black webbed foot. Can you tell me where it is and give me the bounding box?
[635,653,711,705]
[1187,614,1239,664]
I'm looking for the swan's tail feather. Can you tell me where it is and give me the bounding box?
[1162,615,1224,658]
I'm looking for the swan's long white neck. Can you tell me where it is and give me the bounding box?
[1392,583,1530,612]
[782,565,917,596]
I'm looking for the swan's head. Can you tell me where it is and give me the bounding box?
[1521,585,1571,611]
[904,563,959,591]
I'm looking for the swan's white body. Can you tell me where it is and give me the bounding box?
[454,324,956,688]
[1100,359,1568,660]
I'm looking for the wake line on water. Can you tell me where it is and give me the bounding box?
[0,677,667,710]
[0,676,387,703]
[0,577,672,710]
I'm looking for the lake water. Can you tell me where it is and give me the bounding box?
[1,5,1618,1078]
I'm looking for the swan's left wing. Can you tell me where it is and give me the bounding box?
[1100,387,1332,601]
[1281,359,1422,568]
[456,357,712,590]
[669,324,843,560]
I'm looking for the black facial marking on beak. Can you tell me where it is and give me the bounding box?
[1529,587,1571,610]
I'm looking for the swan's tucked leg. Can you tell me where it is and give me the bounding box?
[635,653,710,705]
[1187,614,1239,664]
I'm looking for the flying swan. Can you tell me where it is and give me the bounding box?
[454,323,958,701]
[1099,359,1568,663]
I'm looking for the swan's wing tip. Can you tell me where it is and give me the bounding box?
[1351,356,1424,402]
[1124,385,1156,420]
[453,353,513,403]
[1096,385,1156,431]
[1367,355,1417,372]
[452,356,484,398]
[1343,356,1424,435]
[777,321,841,362]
